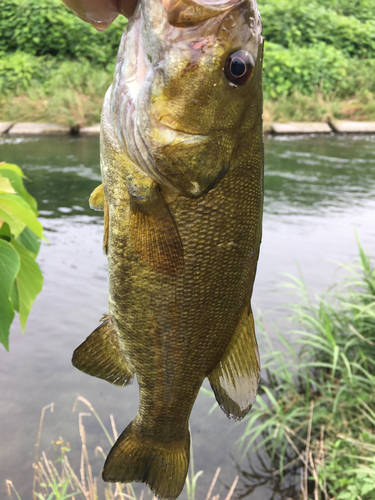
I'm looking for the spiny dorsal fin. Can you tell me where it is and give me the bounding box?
[72,316,134,387]
[129,183,184,277]
[208,308,260,420]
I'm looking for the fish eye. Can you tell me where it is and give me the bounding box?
[225,50,255,85]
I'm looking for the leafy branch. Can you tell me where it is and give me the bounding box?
[0,161,44,350]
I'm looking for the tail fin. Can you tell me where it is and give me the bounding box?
[102,421,190,500]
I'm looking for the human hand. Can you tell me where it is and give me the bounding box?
[61,0,139,30]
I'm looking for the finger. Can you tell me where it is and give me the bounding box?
[61,0,138,30]
[117,0,139,18]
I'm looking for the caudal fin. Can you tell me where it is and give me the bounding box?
[102,421,190,500]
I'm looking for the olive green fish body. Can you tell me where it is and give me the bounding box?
[73,0,264,497]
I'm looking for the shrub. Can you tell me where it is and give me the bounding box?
[0,0,127,65]
[0,52,55,94]
[260,0,375,59]
[263,42,350,98]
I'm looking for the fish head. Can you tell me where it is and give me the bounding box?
[110,0,263,197]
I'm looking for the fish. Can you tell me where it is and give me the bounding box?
[71,0,264,498]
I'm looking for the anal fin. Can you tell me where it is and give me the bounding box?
[72,315,134,387]
[208,307,260,420]
[129,181,184,276]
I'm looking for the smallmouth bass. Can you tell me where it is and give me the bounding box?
[72,0,264,498]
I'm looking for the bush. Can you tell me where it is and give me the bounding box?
[0,52,55,93]
[263,42,350,98]
[315,0,375,23]
[260,0,375,59]
[0,0,127,65]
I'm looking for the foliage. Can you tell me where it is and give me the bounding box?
[314,0,375,23]
[238,239,375,499]
[0,162,44,351]
[0,52,55,94]
[263,42,349,98]
[261,0,375,58]
[0,0,127,66]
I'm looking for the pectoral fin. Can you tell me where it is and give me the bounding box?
[89,184,105,211]
[72,315,134,387]
[208,308,260,420]
[129,179,184,276]
[89,184,109,255]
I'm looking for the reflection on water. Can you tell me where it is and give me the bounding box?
[0,135,374,499]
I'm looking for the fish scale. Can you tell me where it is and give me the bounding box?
[72,0,264,497]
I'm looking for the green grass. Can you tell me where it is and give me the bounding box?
[0,58,114,127]
[238,238,375,499]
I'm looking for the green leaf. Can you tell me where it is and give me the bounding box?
[0,176,16,194]
[0,169,38,213]
[0,193,43,239]
[362,482,375,495]
[0,163,24,178]
[10,240,43,332]
[17,226,41,256]
[0,221,11,240]
[0,239,20,350]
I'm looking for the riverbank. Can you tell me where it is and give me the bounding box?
[1,92,374,134]
[2,120,375,137]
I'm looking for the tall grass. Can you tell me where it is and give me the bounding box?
[6,397,239,500]
[238,239,375,499]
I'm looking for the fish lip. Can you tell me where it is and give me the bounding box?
[155,118,208,139]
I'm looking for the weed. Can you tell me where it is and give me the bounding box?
[237,239,375,499]
[6,396,239,500]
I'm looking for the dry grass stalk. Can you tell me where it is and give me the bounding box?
[33,403,55,500]
[7,396,241,500]
[204,467,221,500]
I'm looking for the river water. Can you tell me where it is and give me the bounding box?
[1,134,374,499]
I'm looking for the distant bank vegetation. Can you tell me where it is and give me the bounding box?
[0,0,374,124]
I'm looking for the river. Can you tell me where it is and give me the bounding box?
[1,134,374,499]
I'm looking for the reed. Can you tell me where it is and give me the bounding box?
[238,238,375,499]
[6,396,239,500]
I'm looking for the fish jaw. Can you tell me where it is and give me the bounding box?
[110,0,263,197]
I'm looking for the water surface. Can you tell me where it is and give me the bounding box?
[0,134,374,499]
